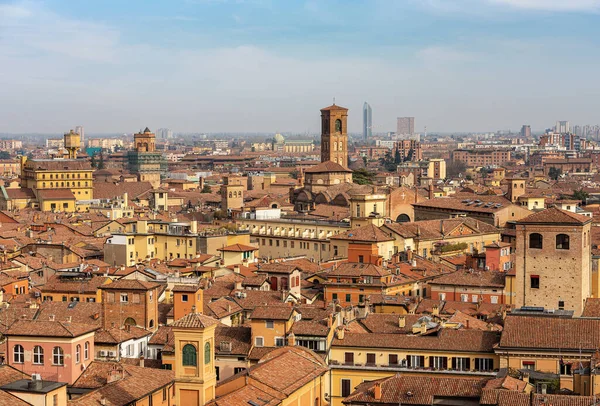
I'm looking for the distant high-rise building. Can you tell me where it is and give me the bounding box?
[156,128,173,140]
[362,102,372,140]
[555,121,570,134]
[75,126,84,145]
[521,125,531,138]
[397,117,415,138]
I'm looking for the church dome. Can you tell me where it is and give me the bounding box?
[273,133,285,143]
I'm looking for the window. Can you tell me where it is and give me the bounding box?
[333,246,338,256]
[475,358,494,371]
[472,295,478,303]
[452,357,470,371]
[345,294,351,302]
[491,296,499,304]
[344,352,354,365]
[149,319,154,329]
[358,255,364,263]
[341,379,352,397]
[529,233,543,249]
[275,337,285,347]
[388,354,398,365]
[181,294,188,303]
[366,353,376,365]
[182,344,197,366]
[12,345,24,363]
[53,394,58,406]
[265,320,274,329]
[204,342,211,364]
[523,361,535,370]
[530,275,540,289]
[53,347,64,365]
[332,293,338,301]
[460,294,468,302]
[33,346,44,365]
[76,344,81,363]
[84,342,89,360]
[255,337,264,347]
[430,356,447,369]
[120,293,128,303]
[439,293,446,301]
[560,363,572,375]
[407,355,425,368]
[556,234,570,250]
[559,300,565,310]
[234,367,246,374]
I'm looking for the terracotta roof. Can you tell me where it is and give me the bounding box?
[499,316,600,351]
[70,361,174,406]
[412,196,516,214]
[205,297,243,319]
[94,326,151,344]
[37,189,76,200]
[216,243,258,252]
[0,390,31,406]
[327,262,390,278]
[0,365,29,386]
[215,325,251,356]
[344,374,490,404]
[358,313,422,334]
[250,305,294,320]
[34,301,102,326]
[517,207,590,225]
[429,270,505,288]
[171,312,219,329]
[148,326,172,346]
[384,217,498,239]
[320,104,348,111]
[330,224,394,243]
[26,159,91,171]
[290,319,330,337]
[334,329,499,352]
[582,298,600,318]
[258,263,301,275]
[303,161,352,173]
[171,284,200,293]
[6,320,98,338]
[41,275,110,294]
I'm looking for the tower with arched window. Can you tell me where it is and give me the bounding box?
[171,310,219,406]
[320,103,349,168]
[515,207,592,315]
[220,176,245,214]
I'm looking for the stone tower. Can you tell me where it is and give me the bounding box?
[515,207,592,316]
[507,177,526,203]
[320,104,349,168]
[220,176,244,214]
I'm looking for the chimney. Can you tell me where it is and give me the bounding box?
[327,314,333,328]
[287,333,295,346]
[139,355,144,368]
[233,265,240,274]
[235,281,242,290]
[49,314,55,321]
[420,320,427,334]
[65,316,72,323]
[28,375,43,391]
[374,382,382,400]
[466,319,470,329]
[335,327,345,340]
[406,248,413,262]
[440,220,444,235]
[432,305,439,316]
[107,367,123,383]
[398,316,406,328]
[428,184,434,200]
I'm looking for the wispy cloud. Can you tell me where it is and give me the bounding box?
[489,0,600,11]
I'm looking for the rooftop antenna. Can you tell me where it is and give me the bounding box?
[333,97,336,105]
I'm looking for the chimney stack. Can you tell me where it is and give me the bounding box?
[428,184,434,200]
[374,382,382,400]
[335,327,345,340]
[398,316,406,328]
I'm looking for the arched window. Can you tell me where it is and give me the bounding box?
[53,346,64,365]
[76,344,81,363]
[13,345,24,363]
[335,119,342,133]
[149,319,154,329]
[33,346,43,364]
[84,342,89,360]
[182,344,197,366]
[556,234,570,250]
[333,141,337,151]
[124,317,136,327]
[204,342,211,365]
[339,141,343,151]
[529,233,543,249]
[229,192,232,198]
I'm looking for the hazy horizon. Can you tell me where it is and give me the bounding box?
[2,0,600,134]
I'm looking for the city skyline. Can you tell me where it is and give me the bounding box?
[2,0,600,133]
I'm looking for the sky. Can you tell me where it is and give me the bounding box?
[1,0,600,134]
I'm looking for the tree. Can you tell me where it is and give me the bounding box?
[394,149,402,164]
[201,184,212,193]
[572,189,589,202]
[353,168,375,185]
[90,154,97,169]
[362,156,367,166]
[97,154,105,170]
[404,148,414,162]
[548,167,562,180]
[446,160,466,178]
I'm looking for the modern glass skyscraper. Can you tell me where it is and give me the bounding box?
[363,102,372,140]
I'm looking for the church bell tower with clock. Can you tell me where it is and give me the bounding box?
[320,103,349,168]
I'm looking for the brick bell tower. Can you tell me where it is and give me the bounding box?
[320,103,349,168]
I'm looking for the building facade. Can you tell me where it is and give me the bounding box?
[321,104,349,168]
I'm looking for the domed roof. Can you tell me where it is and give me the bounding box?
[273,133,285,143]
